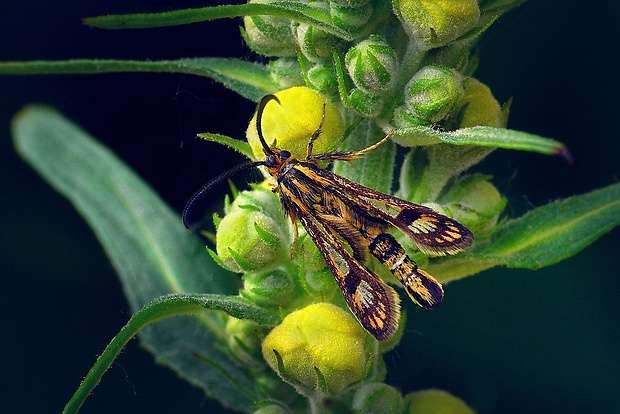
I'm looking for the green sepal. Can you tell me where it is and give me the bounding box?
[197,132,254,159]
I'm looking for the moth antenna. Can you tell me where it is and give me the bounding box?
[182,160,265,230]
[256,94,281,156]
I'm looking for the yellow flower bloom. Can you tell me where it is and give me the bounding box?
[394,0,480,49]
[262,303,371,395]
[246,86,345,160]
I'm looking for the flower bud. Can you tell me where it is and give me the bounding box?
[353,383,404,414]
[261,303,371,395]
[216,187,292,273]
[299,235,338,299]
[252,404,289,414]
[347,89,384,117]
[246,86,345,160]
[306,61,339,98]
[393,0,480,50]
[457,77,503,128]
[242,0,295,56]
[403,65,465,123]
[295,22,341,62]
[345,35,398,95]
[225,317,268,370]
[440,174,506,233]
[405,389,475,414]
[392,104,431,128]
[330,1,373,30]
[330,0,372,8]
[240,269,297,307]
[253,370,298,404]
[268,57,305,89]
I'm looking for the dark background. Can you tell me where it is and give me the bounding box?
[1,1,618,413]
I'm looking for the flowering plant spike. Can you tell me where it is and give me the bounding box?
[3,0,619,413]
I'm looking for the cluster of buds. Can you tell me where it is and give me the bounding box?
[211,85,505,405]
[217,0,509,404]
[243,0,500,129]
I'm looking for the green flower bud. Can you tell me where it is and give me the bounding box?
[345,35,398,94]
[306,61,339,98]
[252,404,289,414]
[403,65,465,123]
[240,269,297,307]
[457,78,503,128]
[330,1,373,30]
[299,235,338,299]
[262,303,371,395]
[353,383,404,414]
[331,0,371,7]
[439,174,506,233]
[392,104,431,128]
[225,317,268,370]
[393,0,480,50]
[405,389,475,414]
[246,86,345,160]
[242,0,295,56]
[295,22,341,62]
[216,187,292,272]
[268,57,305,89]
[253,370,298,404]
[347,88,384,117]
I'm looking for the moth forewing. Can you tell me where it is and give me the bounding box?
[298,213,401,341]
[319,168,475,255]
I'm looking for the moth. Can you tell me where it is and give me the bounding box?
[183,94,474,341]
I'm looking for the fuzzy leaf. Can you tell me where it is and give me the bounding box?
[83,2,354,40]
[0,58,277,101]
[12,106,266,412]
[426,183,620,283]
[392,125,571,161]
[63,294,281,414]
[473,182,620,268]
[197,132,254,159]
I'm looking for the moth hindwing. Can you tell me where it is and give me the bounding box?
[184,94,474,341]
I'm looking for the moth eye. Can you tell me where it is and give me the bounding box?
[279,150,291,161]
[265,155,278,167]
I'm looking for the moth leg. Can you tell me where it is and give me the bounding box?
[306,103,327,158]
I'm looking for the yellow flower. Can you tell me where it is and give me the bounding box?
[246,87,345,160]
[458,78,503,128]
[262,303,371,395]
[405,389,475,414]
[393,0,480,50]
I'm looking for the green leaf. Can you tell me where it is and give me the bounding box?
[392,125,570,160]
[63,294,281,414]
[480,0,528,16]
[426,182,620,282]
[83,2,355,40]
[473,182,620,268]
[11,106,264,412]
[0,58,278,101]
